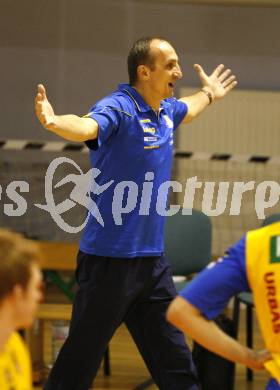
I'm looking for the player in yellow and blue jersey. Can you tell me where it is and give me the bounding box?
[0,230,43,390]
[167,220,280,389]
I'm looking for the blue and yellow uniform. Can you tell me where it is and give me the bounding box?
[0,332,32,390]
[45,85,199,390]
[180,221,280,390]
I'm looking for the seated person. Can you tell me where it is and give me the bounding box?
[167,220,280,390]
[0,229,43,390]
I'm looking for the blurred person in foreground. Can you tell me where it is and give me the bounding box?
[166,219,280,389]
[0,229,43,390]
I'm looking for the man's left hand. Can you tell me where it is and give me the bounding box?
[194,63,237,101]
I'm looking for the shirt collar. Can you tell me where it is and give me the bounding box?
[118,83,157,113]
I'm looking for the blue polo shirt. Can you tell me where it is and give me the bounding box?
[79,83,188,258]
[180,236,249,319]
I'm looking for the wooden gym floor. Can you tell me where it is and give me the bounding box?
[34,308,271,390]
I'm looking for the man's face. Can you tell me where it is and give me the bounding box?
[13,263,43,328]
[146,40,183,100]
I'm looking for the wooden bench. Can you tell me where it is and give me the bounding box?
[36,303,72,321]
[38,241,77,271]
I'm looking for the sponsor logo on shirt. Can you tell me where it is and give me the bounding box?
[144,136,158,143]
[169,131,174,146]
[144,145,160,150]
[163,115,173,129]
[143,127,156,135]
[140,119,151,124]
[270,236,280,263]
[264,272,280,333]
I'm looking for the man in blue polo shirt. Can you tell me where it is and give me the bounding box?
[35,37,237,390]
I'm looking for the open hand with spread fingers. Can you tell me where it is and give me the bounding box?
[194,63,237,101]
[35,84,56,130]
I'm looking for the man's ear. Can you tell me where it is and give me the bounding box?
[137,64,150,82]
[10,285,24,302]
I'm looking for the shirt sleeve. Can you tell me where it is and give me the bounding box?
[84,104,121,150]
[179,236,249,319]
[170,98,188,130]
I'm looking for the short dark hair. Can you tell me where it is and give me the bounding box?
[127,37,169,85]
[0,229,41,302]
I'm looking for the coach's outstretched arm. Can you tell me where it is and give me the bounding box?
[35,84,98,142]
[180,64,237,124]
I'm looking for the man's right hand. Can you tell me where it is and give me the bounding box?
[34,83,98,141]
[35,84,56,130]
[246,349,271,371]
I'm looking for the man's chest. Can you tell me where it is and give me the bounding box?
[120,111,174,153]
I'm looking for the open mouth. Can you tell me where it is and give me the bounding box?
[168,82,174,88]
